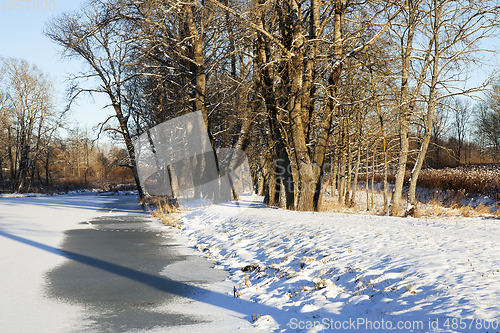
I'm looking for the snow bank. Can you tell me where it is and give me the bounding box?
[166,194,500,332]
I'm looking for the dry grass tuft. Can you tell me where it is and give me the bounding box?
[417,165,500,196]
[417,202,496,218]
[410,205,423,218]
[459,206,475,217]
[430,204,448,217]
[141,196,180,226]
[321,196,362,214]
[453,204,493,218]
[473,203,492,215]
[320,197,344,212]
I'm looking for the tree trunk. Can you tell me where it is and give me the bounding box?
[14,134,30,193]
[330,154,337,197]
[0,157,3,186]
[344,133,352,206]
[257,4,295,209]
[227,106,254,201]
[166,165,178,199]
[184,3,219,201]
[284,0,314,212]
[383,147,389,212]
[338,138,346,204]
[389,0,417,216]
[301,0,321,137]
[407,0,441,214]
[365,138,370,211]
[371,143,377,210]
[350,140,362,207]
[45,150,50,187]
[390,120,411,216]
[8,140,15,185]
[111,101,144,199]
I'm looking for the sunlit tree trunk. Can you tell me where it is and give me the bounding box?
[389,0,417,216]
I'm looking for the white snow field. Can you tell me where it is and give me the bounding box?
[2,194,500,333]
[161,194,500,332]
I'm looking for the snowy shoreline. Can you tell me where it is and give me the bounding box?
[162,194,500,332]
[2,193,499,332]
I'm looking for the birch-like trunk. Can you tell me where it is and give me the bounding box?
[350,141,362,207]
[407,0,441,213]
[389,0,417,216]
[344,134,352,206]
[112,102,144,199]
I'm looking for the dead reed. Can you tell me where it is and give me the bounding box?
[140,196,180,227]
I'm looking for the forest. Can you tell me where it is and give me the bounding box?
[0,59,132,192]
[1,0,500,216]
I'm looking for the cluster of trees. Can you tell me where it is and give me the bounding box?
[476,88,500,163]
[0,58,60,192]
[43,0,500,215]
[422,95,500,168]
[0,58,132,192]
[55,128,134,185]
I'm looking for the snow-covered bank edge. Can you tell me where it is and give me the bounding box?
[159,194,500,332]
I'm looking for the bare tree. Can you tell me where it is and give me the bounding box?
[450,98,472,165]
[430,100,449,166]
[0,58,58,192]
[388,0,420,216]
[45,1,145,197]
[475,100,500,163]
[389,0,498,215]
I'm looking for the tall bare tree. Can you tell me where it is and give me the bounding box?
[389,0,498,215]
[45,1,145,197]
[0,58,58,192]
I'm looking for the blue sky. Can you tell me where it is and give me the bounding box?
[0,0,111,136]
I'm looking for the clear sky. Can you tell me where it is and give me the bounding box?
[0,0,112,137]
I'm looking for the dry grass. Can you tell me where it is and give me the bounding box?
[331,165,500,219]
[320,197,345,213]
[459,206,475,217]
[141,196,180,227]
[320,196,361,214]
[417,165,500,196]
[472,203,492,215]
[454,204,493,218]
[426,202,448,217]
[323,185,498,219]
[416,202,496,219]
[358,165,500,196]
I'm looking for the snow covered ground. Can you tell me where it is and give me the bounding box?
[2,193,500,332]
[161,194,500,332]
